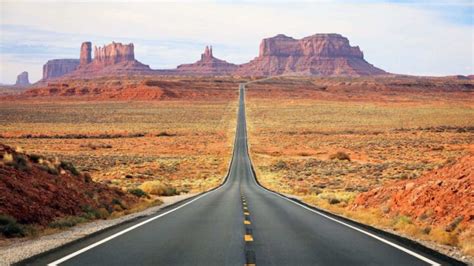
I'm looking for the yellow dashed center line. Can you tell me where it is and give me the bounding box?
[244,234,254,242]
[244,220,251,225]
[244,211,250,216]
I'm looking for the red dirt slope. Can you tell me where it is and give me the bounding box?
[0,144,137,225]
[352,154,473,228]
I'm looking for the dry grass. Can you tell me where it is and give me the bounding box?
[246,76,474,257]
[0,99,237,195]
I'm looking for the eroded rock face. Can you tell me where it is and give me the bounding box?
[80,42,92,65]
[15,71,30,86]
[93,42,135,66]
[69,42,153,77]
[42,59,80,80]
[176,46,237,75]
[236,33,386,76]
[352,154,473,229]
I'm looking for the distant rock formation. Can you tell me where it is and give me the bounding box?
[42,59,80,80]
[80,42,92,66]
[70,42,153,77]
[176,46,237,75]
[15,71,30,86]
[93,42,135,66]
[39,34,388,81]
[236,33,386,76]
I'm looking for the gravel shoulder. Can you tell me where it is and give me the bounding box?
[0,193,197,266]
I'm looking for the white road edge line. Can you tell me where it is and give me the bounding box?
[48,185,224,266]
[247,146,441,266]
[48,87,245,266]
[241,84,440,266]
[255,183,441,266]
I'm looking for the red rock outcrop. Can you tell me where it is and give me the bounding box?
[15,71,30,86]
[42,59,80,80]
[0,144,138,225]
[80,42,92,65]
[70,42,153,77]
[236,34,386,76]
[93,42,135,66]
[176,46,237,75]
[352,154,473,228]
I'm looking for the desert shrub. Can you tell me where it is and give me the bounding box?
[29,154,43,163]
[459,227,474,256]
[156,132,176,137]
[445,216,464,232]
[328,198,341,204]
[94,208,110,219]
[271,160,289,171]
[81,205,109,220]
[83,172,92,183]
[163,187,178,196]
[80,143,113,150]
[49,216,87,228]
[2,152,13,163]
[0,215,25,237]
[128,188,148,198]
[329,152,351,161]
[112,198,127,210]
[140,181,179,196]
[60,161,80,176]
[394,215,412,225]
[38,164,59,175]
[9,155,31,172]
[422,227,431,235]
[318,192,355,204]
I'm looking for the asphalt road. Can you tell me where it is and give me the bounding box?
[21,84,461,266]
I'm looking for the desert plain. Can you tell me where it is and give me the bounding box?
[0,75,473,261]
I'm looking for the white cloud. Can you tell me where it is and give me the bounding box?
[0,1,473,83]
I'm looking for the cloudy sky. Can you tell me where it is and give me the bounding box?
[0,0,473,83]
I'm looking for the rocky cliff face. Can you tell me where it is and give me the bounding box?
[70,42,152,77]
[42,59,80,80]
[92,42,135,66]
[176,46,237,75]
[15,71,30,86]
[80,42,92,66]
[236,34,386,76]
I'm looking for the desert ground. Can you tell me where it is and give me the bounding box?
[0,77,238,239]
[0,75,473,261]
[245,76,474,257]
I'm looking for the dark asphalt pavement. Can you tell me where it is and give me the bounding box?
[20,84,461,266]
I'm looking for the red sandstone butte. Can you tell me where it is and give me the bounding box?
[236,33,387,76]
[176,46,237,75]
[42,59,80,80]
[72,42,153,76]
[15,71,30,86]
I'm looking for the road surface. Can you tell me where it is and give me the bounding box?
[21,84,461,266]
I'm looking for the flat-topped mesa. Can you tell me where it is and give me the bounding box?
[259,34,363,58]
[93,42,135,66]
[68,41,153,77]
[42,59,80,80]
[176,45,237,75]
[15,71,30,86]
[237,33,386,76]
